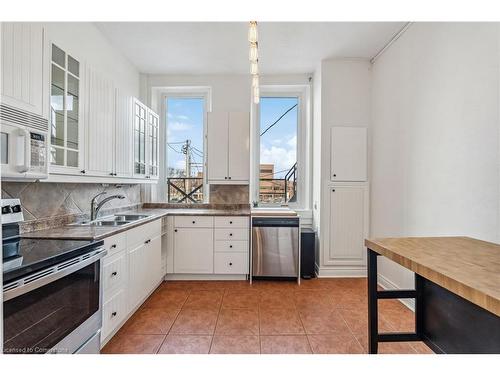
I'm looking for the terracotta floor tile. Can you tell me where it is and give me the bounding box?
[143,289,189,309]
[355,334,417,354]
[297,278,331,290]
[340,308,394,335]
[215,309,259,335]
[170,308,219,335]
[159,281,198,290]
[259,308,305,335]
[121,307,180,335]
[299,309,351,335]
[308,334,364,354]
[158,335,212,354]
[210,335,260,354]
[260,335,312,354]
[183,290,223,310]
[293,290,335,310]
[251,280,299,291]
[259,290,296,309]
[378,300,415,331]
[101,334,165,354]
[410,341,435,354]
[222,290,260,309]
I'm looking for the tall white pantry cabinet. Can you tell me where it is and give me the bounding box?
[322,127,369,276]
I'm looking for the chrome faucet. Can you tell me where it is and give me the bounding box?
[90,192,125,221]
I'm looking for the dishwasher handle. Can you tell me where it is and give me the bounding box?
[252,217,299,227]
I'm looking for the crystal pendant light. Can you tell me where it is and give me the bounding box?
[249,42,258,62]
[248,21,258,43]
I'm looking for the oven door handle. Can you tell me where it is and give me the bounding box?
[15,128,31,173]
[3,248,107,302]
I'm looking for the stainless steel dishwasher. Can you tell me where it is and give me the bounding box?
[252,216,300,281]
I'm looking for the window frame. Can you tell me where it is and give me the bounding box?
[251,85,311,209]
[158,87,211,204]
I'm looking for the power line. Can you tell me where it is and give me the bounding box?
[167,144,183,154]
[260,103,298,137]
[259,167,292,179]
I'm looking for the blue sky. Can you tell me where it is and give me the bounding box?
[166,96,298,179]
[259,97,298,178]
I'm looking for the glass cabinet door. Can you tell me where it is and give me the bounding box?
[50,44,80,169]
[148,111,159,177]
[134,100,147,176]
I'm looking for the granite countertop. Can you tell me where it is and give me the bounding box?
[21,206,251,241]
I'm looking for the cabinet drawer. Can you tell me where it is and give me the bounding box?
[127,219,161,248]
[214,252,248,274]
[214,240,248,253]
[102,290,126,340]
[174,216,214,228]
[214,216,249,228]
[215,228,248,241]
[103,232,127,257]
[102,250,127,296]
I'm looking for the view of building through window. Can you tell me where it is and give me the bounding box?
[259,97,298,204]
[166,97,205,203]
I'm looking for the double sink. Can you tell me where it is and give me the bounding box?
[72,214,151,227]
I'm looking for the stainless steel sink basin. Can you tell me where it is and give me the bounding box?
[112,214,149,221]
[69,213,150,227]
[92,221,130,227]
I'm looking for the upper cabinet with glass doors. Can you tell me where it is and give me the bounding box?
[49,43,83,172]
[148,110,160,179]
[133,98,159,179]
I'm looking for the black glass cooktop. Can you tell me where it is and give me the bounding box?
[2,236,104,283]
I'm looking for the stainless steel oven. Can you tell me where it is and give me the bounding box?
[3,248,106,354]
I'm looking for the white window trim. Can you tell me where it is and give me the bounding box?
[251,84,312,210]
[154,86,212,203]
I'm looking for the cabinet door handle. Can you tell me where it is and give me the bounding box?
[228,176,232,180]
[174,229,178,232]
[110,244,117,249]
[229,262,233,266]
[229,221,233,224]
[224,177,227,180]
[80,170,86,174]
[229,233,233,237]
[229,245,233,248]
[111,271,117,276]
[333,174,336,178]
[109,172,114,176]
[332,189,335,192]
[192,220,196,224]
[145,239,151,244]
[111,312,117,317]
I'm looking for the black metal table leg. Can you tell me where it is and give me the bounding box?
[367,248,379,354]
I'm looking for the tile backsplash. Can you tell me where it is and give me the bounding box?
[209,184,249,204]
[1,182,142,221]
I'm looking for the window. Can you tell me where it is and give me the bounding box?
[258,96,298,205]
[50,44,80,168]
[253,85,310,209]
[166,97,206,203]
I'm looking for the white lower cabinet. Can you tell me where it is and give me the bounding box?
[173,227,214,274]
[323,183,369,270]
[102,289,126,340]
[170,215,249,277]
[214,252,248,274]
[100,219,162,347]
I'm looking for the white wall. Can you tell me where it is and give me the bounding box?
[371,23,500,292]
[44,23,140,95]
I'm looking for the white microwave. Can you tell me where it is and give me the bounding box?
[1,122,48,180]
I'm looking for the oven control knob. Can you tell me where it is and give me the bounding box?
[111,312,117,317]
[2,205,12,214]
[11,204,21,213]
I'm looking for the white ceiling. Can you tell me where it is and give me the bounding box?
[95,22,406,75]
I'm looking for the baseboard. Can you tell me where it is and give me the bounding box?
[164,274,248,281]
[378,273,415,311]
[316,266,367,278]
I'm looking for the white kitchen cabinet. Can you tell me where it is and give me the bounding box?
[147,110,159,179]
[173,227,214,274]
[324,184,369,268]
[113,88,134,178]
[85,66,115,177]
[133,99,147,178]
[207,111,250,184]
[1,23,47,119]
[331,127,367,182]
[48,42,85,174]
